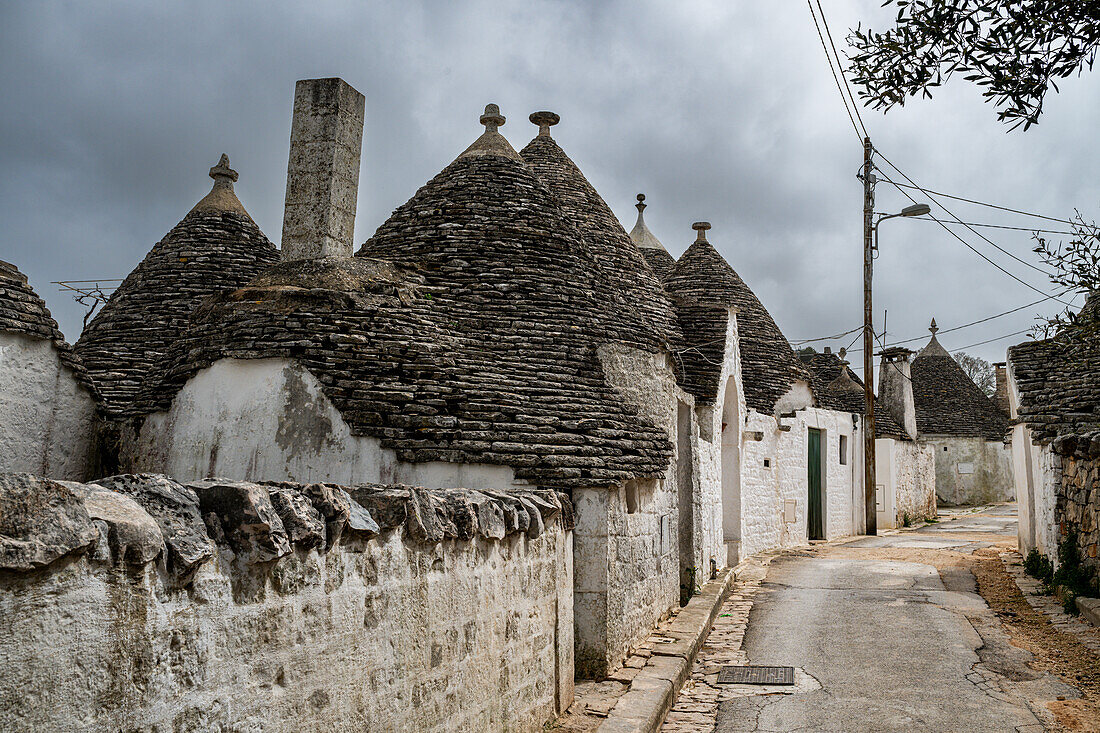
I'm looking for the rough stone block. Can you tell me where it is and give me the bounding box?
[0,473,97,571]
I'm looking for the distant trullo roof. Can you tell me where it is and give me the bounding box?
[798,348,909,440]
[629,194,676,280]
[0,259,96,396]
[137,107,672,490]
[664,224,811,411]
[75,156,280,414]
[911,319,1009,440]
[519,114,680,350]
[1008,291,1100,442]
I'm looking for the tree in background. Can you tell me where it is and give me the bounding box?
[953,351,996,396]
[848,2,1100,130]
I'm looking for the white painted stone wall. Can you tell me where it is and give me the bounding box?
[0,332,96,480]
[696,308,744,567]
[926,435,1014,506]
[738,404,857,559]
[1033,444,1061,560]
[0,517,573,732]
[130,358,516,489]
[875,439,936,529]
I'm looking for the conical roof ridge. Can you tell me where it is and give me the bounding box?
[911,318,1008,439]
[519,124,679,350]
[346,106,672,487]
[666,235,810,412]
[75,156,279,413]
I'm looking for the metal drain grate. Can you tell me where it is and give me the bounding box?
[717,665,795,685]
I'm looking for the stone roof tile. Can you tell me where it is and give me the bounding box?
[0,259,97,397]
[911,324,1009,440]
[519,123,680,351]
[1008,292,1100,442]
[664,229,811,411]
[74,157,279,414]
[136,115,672,491]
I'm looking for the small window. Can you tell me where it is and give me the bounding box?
[944,446,948,452]
[763,458,771,468]
[625,482,638,514]
[839,435,848,465]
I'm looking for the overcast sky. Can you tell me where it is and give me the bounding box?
[2,0,1096,376]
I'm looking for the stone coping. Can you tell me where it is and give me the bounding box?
[596,567,735,733]
[0,473,572,581]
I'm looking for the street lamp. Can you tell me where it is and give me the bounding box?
[862,201,930,537]
[873,203,931,250]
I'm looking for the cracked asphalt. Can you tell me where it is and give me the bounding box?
[713,507,1077,732]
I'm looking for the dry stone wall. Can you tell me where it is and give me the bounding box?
[0,473,574,732]
[1052,432,1100,577]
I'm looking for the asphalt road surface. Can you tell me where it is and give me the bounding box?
[714,506,1074,732]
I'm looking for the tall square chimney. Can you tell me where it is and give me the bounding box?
[281,78,365,261]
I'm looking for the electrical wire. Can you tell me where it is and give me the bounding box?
[883,180,1078,226]
[874,154,1056,278]
[873,163,1072,305]
[790,324,864,345]
[909,218,1076,235]
[841,290,1077,354]
[807,0,863,145]
[953,329,1031,351]
[815,0,868,139]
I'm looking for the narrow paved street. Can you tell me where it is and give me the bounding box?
[666,506,1100,732]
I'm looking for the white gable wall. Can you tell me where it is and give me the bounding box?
[129,357,516,489]
[0,332,96,480]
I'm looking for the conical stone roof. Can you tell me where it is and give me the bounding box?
[665,226,811,411]
[629,194,676,280]
[911,320,1009,440]
[1008,293,1100,442]
[75,156,279,414]
[519,114,679,350]
[139,108,672,490]
[798,349,908,439]
[0,260,96,395]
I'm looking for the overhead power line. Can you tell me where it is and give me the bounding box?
[953,329,1031,351]
[814,289,1072,355]
[871,161,1072,306]
[883,180,1078,226]
[807,0,863,144]
[814,0,868,139]
[874,153,1055,278]
[909,218,1076,235]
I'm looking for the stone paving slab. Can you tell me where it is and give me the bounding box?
[595,568,736,733]
[1001,550,1100,655]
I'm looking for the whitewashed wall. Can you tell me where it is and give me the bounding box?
[878,439,937,527]
[0,332,96,480]
[0,512,573,733]
[738,404,856,558]
[926,436,1014,506]
[130,358,516,489]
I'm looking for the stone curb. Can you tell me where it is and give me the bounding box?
[596,567,735,733]
[1076,596,1100,627]
[1000,551,1100,655]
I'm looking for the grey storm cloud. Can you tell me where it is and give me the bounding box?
[1,0,1097,373]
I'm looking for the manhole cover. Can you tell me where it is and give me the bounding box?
[717,665,795,685]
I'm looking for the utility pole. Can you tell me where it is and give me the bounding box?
[862,136,877,536]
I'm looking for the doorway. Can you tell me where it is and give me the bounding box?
[676,400,696,606]
[807,428,825,540]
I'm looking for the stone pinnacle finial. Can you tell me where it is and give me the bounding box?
[480,104,506,133]
[838,347,847,364]
[692,221,711,243]
[209,154,238,185]
[636,193,646,214]
[530,110,560,137]
[929,318,938,336]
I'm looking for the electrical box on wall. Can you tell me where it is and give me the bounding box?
[783,499,797,524]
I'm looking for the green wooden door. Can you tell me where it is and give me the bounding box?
[807,428,824,540]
